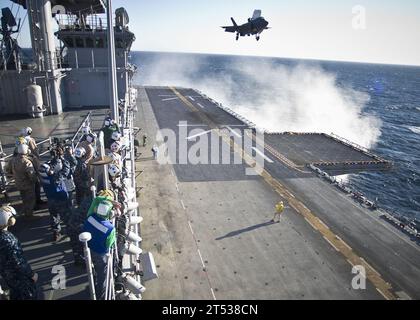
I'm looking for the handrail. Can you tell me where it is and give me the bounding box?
[0,137,53,195]
[0,137,53,161]
[71,111,93,149]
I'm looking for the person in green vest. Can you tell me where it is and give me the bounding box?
[83,189,121,299]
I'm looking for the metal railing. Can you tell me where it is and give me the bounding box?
[57,12,112,32]
[71,111,93,150]
[79,105,149,300]
[0,137,53,197]
[308,163,420,238]
[328,132,391,163]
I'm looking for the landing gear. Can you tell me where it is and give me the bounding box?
[236,33,239,41]
[256,35,260,41]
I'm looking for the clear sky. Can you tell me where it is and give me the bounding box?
[2,0,420,65]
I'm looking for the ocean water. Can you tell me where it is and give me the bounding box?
[131,51,420,220]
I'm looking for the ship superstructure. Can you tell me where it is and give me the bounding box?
[0,0,156,300]
[0,0,136,115]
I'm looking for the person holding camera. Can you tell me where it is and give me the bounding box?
[39,163,71,241]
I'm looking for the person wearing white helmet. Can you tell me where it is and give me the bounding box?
[78,133,96,164]
[6,144,38,218]
[81,126,91,135]
[101,117,119,149]
[111,131,122,142]
[107,141,122,167]
[108,150,122,167]
[108,163,122,190]
[21,127,39,158]
[73,147,93,205]
[39,162,71,241]
[0,205,38,299]
[16,132,44,206]
[110,140,121,153]
[79,126,97,143]
[108,163,121,178]
[74,146,86,159]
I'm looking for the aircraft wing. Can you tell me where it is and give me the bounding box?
[221,26,237,33]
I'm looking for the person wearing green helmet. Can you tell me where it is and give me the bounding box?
[83,189,121,299]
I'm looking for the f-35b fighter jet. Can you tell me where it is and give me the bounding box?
[221,10,270,41]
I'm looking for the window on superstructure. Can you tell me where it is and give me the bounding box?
[75,37,84,48]
[95,37,104,48]
[86,37,94,48]
[64,37,74,48]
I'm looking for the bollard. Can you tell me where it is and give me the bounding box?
[125,242,142,256]
[124,274,146,295]
[129,215,143,225]
[91,185,97,199]
[79,232,96,300]
[127,230,142,242]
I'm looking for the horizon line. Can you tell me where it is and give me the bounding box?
[131,49,420,68]
[19,47,420,67]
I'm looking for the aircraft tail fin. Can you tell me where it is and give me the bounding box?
[230,17,238,27]
[252,9,261,20]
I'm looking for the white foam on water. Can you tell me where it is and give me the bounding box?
[136,54,382,149]
[407,126,420,135]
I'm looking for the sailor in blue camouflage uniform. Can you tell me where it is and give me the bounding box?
[64,145,77,206]
[0,205,38,300]
[39,163,71,241]
[49,146,72,222]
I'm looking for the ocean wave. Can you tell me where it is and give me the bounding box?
[385,105,400,111]
[407,126,420,135]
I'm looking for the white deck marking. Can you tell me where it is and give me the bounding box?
[188,96,195,101]
[186,129,213,140]
[197,103,205,109]
[161,97,179,102]
[188,221,194,235]
[226,126,242,138]
[180,199,186,210]
[376,288,390,300]
[177,123,206,127]
[210,288,217,300]
[252,147,274,163]
[323,236,340,251]
[175,183,179,192]
[197,249,206,268]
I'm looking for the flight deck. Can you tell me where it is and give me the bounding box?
[0,87,418,300]
[138,86,420,300]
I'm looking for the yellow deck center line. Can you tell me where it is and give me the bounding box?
[170,87,396,300]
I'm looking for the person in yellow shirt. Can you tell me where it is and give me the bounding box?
[271,201,284,223]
